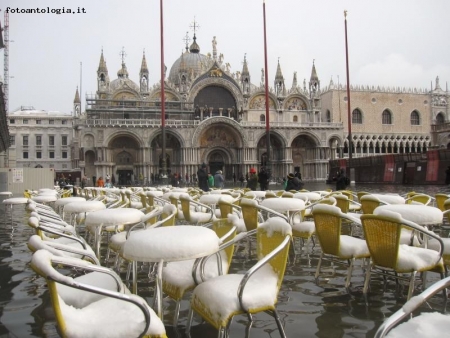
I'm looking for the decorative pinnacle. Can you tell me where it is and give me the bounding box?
[120,47,127,63]
[183,31,190,50]
[344,10,347,19]
[190,17,200,36]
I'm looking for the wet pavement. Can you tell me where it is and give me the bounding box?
[1,182,449,338]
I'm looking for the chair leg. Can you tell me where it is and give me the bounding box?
[315,253,324,281]
[363,263,372,295]
[173,300,181,327]
[407,271,417,300]
[270,309,287,338]
[186,307,194,335]
[345,258,355,291]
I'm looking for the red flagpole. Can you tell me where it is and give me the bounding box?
[344,10,352,161]
[160,0,167,179]
[263,0,271,171]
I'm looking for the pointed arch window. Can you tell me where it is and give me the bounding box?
[352,109,362,124]
[410,110,420,125]
[382,110,392,125]
[436,112,445,124]
[293,115,298,122]
[260,114,265,123]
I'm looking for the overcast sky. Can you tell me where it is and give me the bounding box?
[1,0,450,114]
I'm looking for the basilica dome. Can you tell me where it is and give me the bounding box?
[168,36,210,86]
[110,62,140,93]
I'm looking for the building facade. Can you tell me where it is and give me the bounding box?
[6,106,73,171]
[69,34,449,184]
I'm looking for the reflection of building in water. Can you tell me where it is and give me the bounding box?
[58,28,447,183]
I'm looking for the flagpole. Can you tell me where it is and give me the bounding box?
[263,0,271,175]
[344,10,352,161]
[160,0,167,183]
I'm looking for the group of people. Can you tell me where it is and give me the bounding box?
[197,164,350,192]
[197,164,226,192]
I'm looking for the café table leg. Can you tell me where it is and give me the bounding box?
[154,259,164,320]
[132,260,138,294]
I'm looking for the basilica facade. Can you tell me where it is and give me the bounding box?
[71,34,448,184]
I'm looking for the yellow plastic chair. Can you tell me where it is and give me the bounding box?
[108,204,177,269]
[179,193,214,225]
[405,193,432,206]
[186,217,292,338]
[162,218,237,326]
[360,194,387,214]
[30,249,167,338]
[435,193,449,212]
[361,212,446,300]
[312,204,370,290]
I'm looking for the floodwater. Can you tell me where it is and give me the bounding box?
[1,182,449,338]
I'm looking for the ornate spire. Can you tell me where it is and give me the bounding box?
[275,58,284,82]
[189,18,200,54]
[140,51,148,74]
[274,58,285,97]
[309,60,320,94]
[117,47,129,78]
[291,71,298,90]
[179,50,186,72]
[241,53,249,77]
[74,87,80,103]
[310,60,319,83]
[97,48,108,74]
[183,31,190,52]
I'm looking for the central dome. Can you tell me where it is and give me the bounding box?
[168,36,210,85]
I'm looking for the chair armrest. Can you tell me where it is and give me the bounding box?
[193,228,255,285]
[237,235,291,311]
[39,225,87,250]
[257,205,289,222]
[375,276,450,338]
[401,218,444,258]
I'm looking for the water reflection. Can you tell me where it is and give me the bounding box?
[0,183,448,337]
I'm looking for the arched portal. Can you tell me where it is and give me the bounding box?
[257,133,284,177]
[291,135,316,179]
[109,135,140,185]
[199,123,242,179]
[84,150,96,185]
[150,132,182,176]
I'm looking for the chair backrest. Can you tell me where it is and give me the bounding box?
[334,194,350,213]
[257,217,292,290]
[265,191,277,199]
[405,194,432,205]
[360,213,403,270]
[312,204,345,256]
[212,218,237,267]
[179,194,192,222]
[218,197,241,219]
[281,192,294,198]
[138,192,148,209]
[240,198,260,231]
[340,190,355,201]
[161,204,177,226]
[357,191,370,202]
[435,194,449,211]
[360,195,383,214]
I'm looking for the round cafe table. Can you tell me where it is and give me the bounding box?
[293,192,322,202]
[261,197,306,214]
[63,200,106,230]
[374,204,442,226]
[85,208,144,258]
[122,225,220,319]
[371,193,405,204]
[54,197,86,217]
